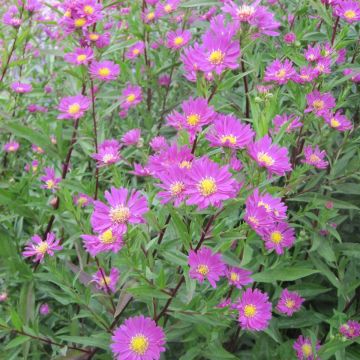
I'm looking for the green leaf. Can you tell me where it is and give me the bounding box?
[5,336,30,350]
[58,335,109,351]
[253,267,319,282]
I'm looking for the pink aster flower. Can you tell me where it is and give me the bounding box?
[264,59,295,85]
[335,1,360,23]
[11,82,32,93]
[284,32,296,43]
[343,68,360,83]
[276,289,304,316]
[89,60,120,81]
[314,57,332,75]
[57,94,91,120]
[142,9,157,23]
[3,141,20,153]
[236,288,272,331]
[40,167,61,192]
[131,164,154,177]
[184,157,239,209]
[25,160,39,173]
[166,97,215,136]
[86,32,111,48]
[305,90,336,116]
[302,145,329,169]
[3,6,22,27]
[92,268,119,292]
[188,247,226,288]
[293,335,321,360]
[111,315,166,360]
[293,66,318,84]
[251,188,287,221]
[22,232,62,263]
[64,47,94,65]
[125,41,145,60]
[150,136,168,152]
[0,293,7,302]
[91,187,148,234]
[92,139,121,167]
[156,0,180,17]
[31,144,44,154]
[324,110,352,131]
[206,114,254,149]
[121,129,141,146]
[226,267,253,288]
[262,222,295,254]
[82,228,123,256]
[247,135,292,176]
[39,303,50,316]
[340,320,360,339]
[74,193,93,207]
[180,43,204,82]
[120,84,142,110]
[272,114,303,133]
[304,44,321,62]
[166,29,191,50]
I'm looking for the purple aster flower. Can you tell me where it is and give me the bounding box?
[74,193,93,207]
[188,247,226,288]
[314,57,332,75]
[323,110,352,131]
[305,90,336,116]
[335,1,360,23]
[82,228,123,256]
[293,335,321,360]
[272,114,303,133]
[11,82,32,93]
[92,268,119,292]
[89,60,120,81]
[284,32,296,43]
[92,139,121,167]
[22,232,62,263]
[304,44,321,62]
[230,155,243,171]
[276,289,304,316]
[31,144,44,154]
[86,32,111,48]
[184,156,239,209]
[293,66,318,84]
[247,135,292,176]
[166,29,191,50]
[180,43,205,82]
[343,68,360,83]
[91,187,148,234]
[125,41,145,60]
[262,222,295,255]
[150,136,168,152]
[340,320,360,339]
[131,164,154,177]
[111,315,166,360]
[3,141,20,153]
[206,114,254,149]
[64,47,94,65]
[25,160,39,173]
[39,303,50,315]
[57,94,91,120]
[24,0,42,13]
[226,267,253,288]
[302,145,329,169]
[142,9,157,23]
[3,6,22,27]
[121,129,141,146]
[40,167,61,192]
[119,84,142,110]
[264,59,295,85]
[156,0,180,17]
[158,74,171,87]
[236,288,272,331]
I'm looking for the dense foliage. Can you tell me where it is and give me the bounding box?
[0,0,360,359]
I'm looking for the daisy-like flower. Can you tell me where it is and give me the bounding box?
[74,193,93,207]
[125,41,145,60]
[323,111,352,131]
[264,59,296,85]
[39,303,50,316]
[25,160,39,173]
[31,144,44,154]
[314,57,332,75]
[293,335,320,360]
[226,267,253,289]
[166,29,191,50]
[82,228,123,256]
[91,187,148,234]
[92,268,119,292]
[86,31,111,48]
[167,97,215,135]
[57,94,91,120]
[276,289,304,316]
[3,6,22,27]
[284,32,296,44]
[293,66,318,84]
[89,60,120,81]
[184,157,239,209]
[206,114,254,149]
[188,247,226,288]
[236,288,272,331]
[272,114,302,133]
[64,47,94,65]
[22,232,62,263]
[121,129,142,146]
[40,167,61,192]
[92,139,121,167]
[304,44,321,62]
[247,135,292,176]
[343,68,360,83]
[302,145,329,169]
[111,315,166,360]
[262,222,295,255]
[339,320,360,339]
[11,82,32,93]
[335,0,360,23]
[156,0,180,16]
[131,164,153,177]
[3,141,20,153]
[142,9,157,23]
[119,84,142,111]
[305,90,336,116]
[150,136,168,153]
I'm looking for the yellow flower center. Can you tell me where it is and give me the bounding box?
[110,205,130,224]
[102,154,115,163]
[170,181,185,196]
[36,242,49,255]
[258,201,271,212]
[220,134,237,145]
[133,48,140,55]
[313,100,324,110]
[302,344,313,357]
[68,103,80,114]
[271,231,283,244]
[84,5,94,15]
[126,94,136,103]
[244,304,257,318]
[257,152,275,166]
[179,160,192,169]
[316,64,325,73]
[309,154,320,163]
[74,18,86,27]
[198,177,217,196]
[186,114,200,126]
[164,4,172,12]
[100,276,110,287]
[129,334,149,355]
[89,33,99,41]
[77,197,87,205]
[174,36,184,46]
[276,69,287,78]
[344,10,356,19]
[285,299,295,308]
[208,50,225,65]
[147,12,155,20]
[77,54,87,62]
[230,272,239,282]
[197,264,209,276]
[46,180,55,189]
[301,74,310,80]
[100,229,115,244]
[330,118,340,128]
[64,9,71,17]
[8,146,15,151]
[98,67,110,77]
